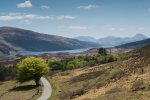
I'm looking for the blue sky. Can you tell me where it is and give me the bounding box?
[0,0,150,38]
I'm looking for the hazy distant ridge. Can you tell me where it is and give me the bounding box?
[75,34,148,47]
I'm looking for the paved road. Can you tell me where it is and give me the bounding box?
[37,77,52,100]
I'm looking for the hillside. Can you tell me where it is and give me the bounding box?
[117,38,150,49]
[74,36,98,43]
[0,42,11,56]
[49,44,150,100]
[0,27,100,55]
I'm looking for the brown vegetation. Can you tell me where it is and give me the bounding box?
[48,45,150,100]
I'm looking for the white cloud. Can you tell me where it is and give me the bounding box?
[20,20,31,25]
[41,5,49,9]
[0,13,76,22]
[77,5,99,9]
[0,13,49,21]
[148,9,150,12]
[54,16,76,20]
[17,1,32,8]
[62,26,87,30]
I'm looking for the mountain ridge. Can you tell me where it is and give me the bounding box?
[0,27,101,56]
[75,34,148,47]
[116,38,150,49]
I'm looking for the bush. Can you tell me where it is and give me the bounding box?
[66,63,75,70]
[108,55,117,62]
[131,79,145,91]
[0,66,16,81]
[116,54,131,61]
[96,56,106,64]
[146,83,150,90]
[109,69,124,80]
[106,87,122,94]
[70,88,87,99]
[48,53,131,71]
[49,61,64,71]
[96,78,107,89]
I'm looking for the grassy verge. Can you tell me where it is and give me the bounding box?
[32,84,42,100]
[46,76,60,100]
[0,80,42,100]
[94,91,150,100]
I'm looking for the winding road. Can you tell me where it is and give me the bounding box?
[37,77,52,100]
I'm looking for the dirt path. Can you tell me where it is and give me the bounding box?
[37,77,52,100]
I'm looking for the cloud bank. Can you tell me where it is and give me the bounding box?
[17,1,32,8]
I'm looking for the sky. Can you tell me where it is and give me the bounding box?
[0,0,150,38]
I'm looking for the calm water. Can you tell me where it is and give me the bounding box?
[6,48,92,57]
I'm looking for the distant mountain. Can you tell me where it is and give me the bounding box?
[116,38,150,49]
[0,27,100,55]
[74,36,98,43]
[132,33,148,40]
[75,34,148,47]
[98,33,148,47]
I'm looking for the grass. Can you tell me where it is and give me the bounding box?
[94,91,150,100]
[46,67,126,100]
[0,80,41,100]
[96,68,124,89]
[109,69,124,80]
[47,77,60,100]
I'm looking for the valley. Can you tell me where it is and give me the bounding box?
[1,0,150,100]
[0,38,150,100]
[0,27,150,100]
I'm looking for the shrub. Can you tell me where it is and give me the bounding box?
[48,53,131,71]
[60,72,70,76]
[116,53,131,61]
[66,63,75,70]
[49,61,64,71]
[146,83,150,90]
[131,79,145,91]
[106,87,122,94]
[96,56,106,64]
[109,69,124,80]
[70,88,87,99]
[0,66,16,81]
[96,78,107,89]
[107,55,115,62]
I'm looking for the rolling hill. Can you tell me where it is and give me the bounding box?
[0,27,101,56]
[49,44,150,100]
[74,36,98,43]
[116,38,150,49]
